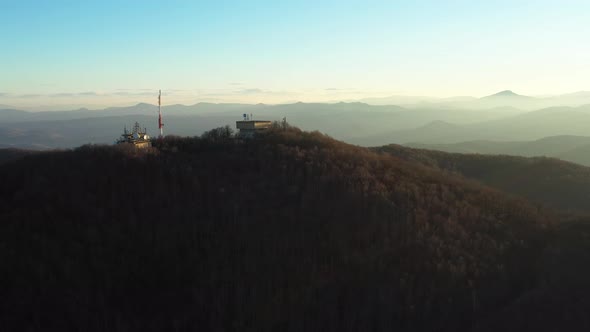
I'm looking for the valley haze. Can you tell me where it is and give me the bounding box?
[4,90,590,168]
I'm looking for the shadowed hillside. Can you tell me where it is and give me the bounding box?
[2,127,588,331]
[477,218,590,332]
[375,144,590,214]
[0,148,39,164]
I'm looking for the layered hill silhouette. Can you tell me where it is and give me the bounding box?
[359,90,590,110]
[376,144,590,214]
[407,135,590,167]
[0,101,526,149]
[4,95,590,150]
[1,127,590,331]
[355,104,590,146]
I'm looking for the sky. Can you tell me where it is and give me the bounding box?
[1,0,590,109]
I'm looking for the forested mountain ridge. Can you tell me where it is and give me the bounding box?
[406,135,590,167]
[0,127,586,331]
[0,148,39,164]
[375,144,590,214]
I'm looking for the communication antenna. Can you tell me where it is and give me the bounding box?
[158,89,164,137]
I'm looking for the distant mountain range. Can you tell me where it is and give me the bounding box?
[353,104,590,146]
[3,91,590,168]
[360,90,590,110]
[0,100,529,149]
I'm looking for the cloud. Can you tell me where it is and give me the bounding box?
[50,93,76,97]
[235,88,265,94]
[233,88,294,96]
[22,90,161,98]
[133,91,159,96]
[113,89,162,96]
[323,88,366,93]
[115,88,188,94]
[9,88,306,106]
[202,92,230,97]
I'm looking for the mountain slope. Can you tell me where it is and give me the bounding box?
[0,128,555,331]
[376,144,590,214]
[406,135,590,166]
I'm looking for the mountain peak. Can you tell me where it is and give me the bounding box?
[135,102,155,108]
[488,90,520,98]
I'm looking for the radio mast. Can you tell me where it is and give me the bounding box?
[158,89,164,137]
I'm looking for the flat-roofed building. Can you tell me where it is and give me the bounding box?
[236,120,272,138]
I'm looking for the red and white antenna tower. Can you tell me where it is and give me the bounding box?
[158,89,164,137]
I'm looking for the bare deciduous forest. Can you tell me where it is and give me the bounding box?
[1,127,589,331]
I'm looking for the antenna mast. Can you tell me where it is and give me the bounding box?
[158,89,164,137]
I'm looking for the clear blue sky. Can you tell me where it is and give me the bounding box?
[1,0,589,107]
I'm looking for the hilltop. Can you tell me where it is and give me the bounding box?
[1,127,589,331]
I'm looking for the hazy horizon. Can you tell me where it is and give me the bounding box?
[4,89,590,112]
[2,0,590,109]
